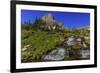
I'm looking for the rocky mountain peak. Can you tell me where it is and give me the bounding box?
[42,13,54,25]
[40,13,64,31]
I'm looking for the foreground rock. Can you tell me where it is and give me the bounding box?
[42,48,65,61]
[42,36,90,61]
[80,48,90,59]
[63,36,90,59]
[63,36,88,48]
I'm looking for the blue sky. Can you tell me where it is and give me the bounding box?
[21,10,90,28]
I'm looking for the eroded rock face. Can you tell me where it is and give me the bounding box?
[42,48,66,61]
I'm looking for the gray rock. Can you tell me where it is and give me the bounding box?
[43,48,65,61]
[63,36,88,48]
[80,49,90,59]
[66,36,76,46]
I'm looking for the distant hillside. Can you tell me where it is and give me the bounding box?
[77,26,89,29]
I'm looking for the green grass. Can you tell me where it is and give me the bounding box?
[21,29,65,62]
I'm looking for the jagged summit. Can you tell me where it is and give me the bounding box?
[42,13,55,27]
[35,13,64,31]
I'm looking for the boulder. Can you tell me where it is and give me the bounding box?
[67,36,76,46]
[42,48,65,61]
[80,48,90,59]
[63,36,88,48]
